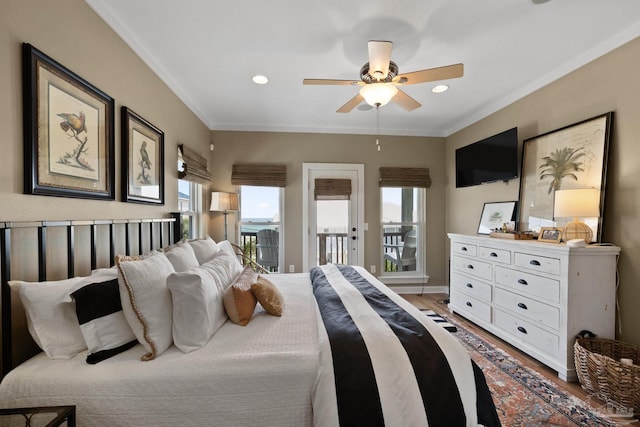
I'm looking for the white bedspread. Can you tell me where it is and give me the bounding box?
[0,274,318,427]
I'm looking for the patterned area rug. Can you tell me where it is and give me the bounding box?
[438,313,632,426]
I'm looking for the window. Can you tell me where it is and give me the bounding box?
[177,145,207,239]
[178,179,202,239]
[238,185,283,272]
[381,187,425,275]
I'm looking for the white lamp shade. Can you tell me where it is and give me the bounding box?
[210,192,239,212]
[553,188,600,219]
[359,83,398,107]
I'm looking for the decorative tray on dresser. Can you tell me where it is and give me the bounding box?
[447,233,620,381]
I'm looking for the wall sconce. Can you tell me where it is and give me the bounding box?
[553,188,600,244]
[210,192,239,240]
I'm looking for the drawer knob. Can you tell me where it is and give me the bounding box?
[466,301,473,307]
[517,326,528,334]
[517,302,528,310]
[466,283,473,288]
[462,247,468,251]
[517,279,528,285]
[529,259,541,266]
[489,252,498,257]
[467,264,474,270]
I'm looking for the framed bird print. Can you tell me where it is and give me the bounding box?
[121,107,165,204]
[23,43,115,200]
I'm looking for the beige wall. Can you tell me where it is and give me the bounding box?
[446,37,640,347]
[0,0,211,222]
[209,131,447,286]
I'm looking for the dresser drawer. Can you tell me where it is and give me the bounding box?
[451,272,492,302]
[494,266,560,303]
[494,308,559,357]
[494,287,559,330]
[452,242,477,257]
[514,252,561,275]
[450,290,492,323]
[451,256,493,281]
[478,246,511,264]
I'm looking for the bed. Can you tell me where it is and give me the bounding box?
[0,218,500,426]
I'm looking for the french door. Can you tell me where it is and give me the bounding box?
[302,163,364,271]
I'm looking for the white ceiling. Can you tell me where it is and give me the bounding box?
[86,0,640,137]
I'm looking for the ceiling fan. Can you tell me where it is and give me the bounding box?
[303,40,464,113]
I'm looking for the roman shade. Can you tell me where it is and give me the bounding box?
[178,144,212,184]
[379,167,431,188]
[231,164,286,187]
[314,178,351,200]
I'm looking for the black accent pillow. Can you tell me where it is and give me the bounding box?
[71,278,138,364]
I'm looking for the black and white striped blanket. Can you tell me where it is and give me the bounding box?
[310,264,500,427]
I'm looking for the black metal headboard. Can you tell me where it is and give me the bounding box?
[1,217,178,381]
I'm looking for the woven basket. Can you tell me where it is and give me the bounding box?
[574,332,640,413]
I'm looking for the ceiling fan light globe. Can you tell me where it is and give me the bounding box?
[359,83,398,107]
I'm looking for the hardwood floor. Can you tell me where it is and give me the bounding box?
[403,293,601,404]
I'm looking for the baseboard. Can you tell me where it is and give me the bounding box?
[389,285,449,295]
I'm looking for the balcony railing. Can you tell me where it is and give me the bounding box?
[238,230,406,272]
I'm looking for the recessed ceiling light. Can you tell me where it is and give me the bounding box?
[432,85,449,93]
[252,75,269,84]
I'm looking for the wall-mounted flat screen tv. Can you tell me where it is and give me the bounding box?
[455,127,519,188]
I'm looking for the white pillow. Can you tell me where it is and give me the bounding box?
[8,277,87,359]
[199,246,244,290]
[188,236,220,264]
[164,241,199,272]
[116,252,175,361]
[166,266,228,353]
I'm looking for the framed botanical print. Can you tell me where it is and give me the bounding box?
[518,113,612,242]
[121,107,164,204]
[23,43,115,200]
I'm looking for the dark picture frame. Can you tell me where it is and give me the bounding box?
[477,201,517,235]
[23,43,115,200]
[121,107,164,205]
[518,112,612,242]
[538,227,562,243]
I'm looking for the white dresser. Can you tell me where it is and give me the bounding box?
[448,233,620,381]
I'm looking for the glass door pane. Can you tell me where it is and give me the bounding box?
[316,199,349,266]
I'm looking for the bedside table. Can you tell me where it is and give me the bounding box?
[0,406,75,427]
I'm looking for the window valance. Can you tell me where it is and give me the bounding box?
[178,144,212,184]
[314,178,352,200]
[379,167,431,188]
[231,164,286,187]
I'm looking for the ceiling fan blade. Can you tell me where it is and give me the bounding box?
[337,94,364,113]
[394,63,464,85]
[303,78,359,85]
[392,89,421,111]
[368,40,393,80]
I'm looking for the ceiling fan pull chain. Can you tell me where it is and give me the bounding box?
[376,105,382,151]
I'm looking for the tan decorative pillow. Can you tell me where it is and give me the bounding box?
[252,275,284,316]
[223,266,258,326]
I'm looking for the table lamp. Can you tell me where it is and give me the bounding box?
[553,188,600,244]
[210,192,239,240]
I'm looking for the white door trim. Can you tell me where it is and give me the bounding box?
[302,163,365,272]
